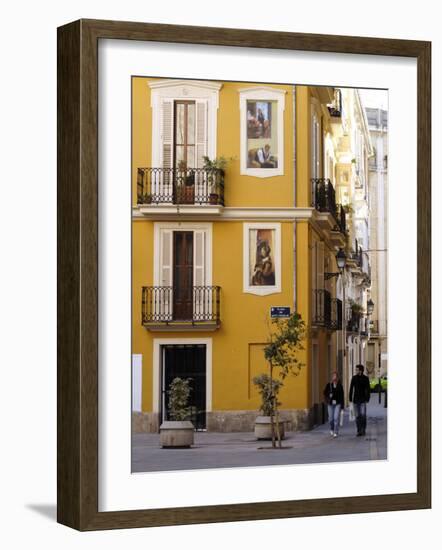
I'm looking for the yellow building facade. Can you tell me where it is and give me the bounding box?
[132,77,366,432]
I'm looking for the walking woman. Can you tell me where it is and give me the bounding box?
[323,371,345,438]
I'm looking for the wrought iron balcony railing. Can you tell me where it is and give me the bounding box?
[347,311,362,333]
[312,289,332,328]
[330,298,343,330]
[137,167,225,206]
[311,178,346,234]
[328,88,342,118]
[351,239,363,267]
[142,285,221,326]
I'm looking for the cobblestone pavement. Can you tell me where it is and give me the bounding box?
[131,394,387,473]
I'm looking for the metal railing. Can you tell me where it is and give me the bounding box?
[142,286,221,325]
[351,238,363,267]
[137,167,225,206]
[347,310,362,333]
[311,178,346,234]
[328,89,342,118]
[330,298,343,330]
[312,289,332,328]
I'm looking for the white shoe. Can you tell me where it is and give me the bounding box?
[330,430,334,436]
[333,433,338,438]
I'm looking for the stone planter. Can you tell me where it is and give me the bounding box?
[254,416,285,440]
[159,420,194,448]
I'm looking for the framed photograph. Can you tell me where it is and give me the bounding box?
[57,19,431,531]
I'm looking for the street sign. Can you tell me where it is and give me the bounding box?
[270,306,291,318]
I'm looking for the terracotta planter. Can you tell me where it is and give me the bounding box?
[159,420,194,448]
[254,416,286,440]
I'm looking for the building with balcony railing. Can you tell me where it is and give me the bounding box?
[365,103,388,378]
[137,167,225,208]
[131,77,376,434]
[142,285,221,330]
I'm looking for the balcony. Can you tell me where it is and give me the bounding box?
[311,178,347,242]
[330,298,343,330]
[347,240,371,283]
[312,289,332,328]
[346,311,362,333]
[312,291,343,331]
[142,285,221,331]
[136,167,225,216]
[327,89,342,119]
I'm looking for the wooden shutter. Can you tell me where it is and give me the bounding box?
[160,229,173,319]
[160,99,173,201]
[161,99,173,168]
[193,230,206,317]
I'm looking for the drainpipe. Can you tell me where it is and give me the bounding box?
[293,85,297,313]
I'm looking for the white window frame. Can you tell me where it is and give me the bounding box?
[149,79,222,167]
[153,221,213,287]
[239,86,286,178]
[243,222,281,296]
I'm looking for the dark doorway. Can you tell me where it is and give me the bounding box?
[173,231,193,320]
[161,344,207,430]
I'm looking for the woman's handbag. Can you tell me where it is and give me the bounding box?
[339,408,344,427]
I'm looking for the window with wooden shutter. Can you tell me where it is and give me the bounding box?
[193,230,207,318]
[160,99,173,201]
[161,100,173,168]
[159,229,173,319]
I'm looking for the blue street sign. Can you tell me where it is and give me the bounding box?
[270,306,291,318]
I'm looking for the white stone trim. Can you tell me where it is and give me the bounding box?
[133,205,314,221]
[149,80,221,167]
[239,86,286,178]
[243,222,282,296]
[153,222,213,287]
[152,338,213,414]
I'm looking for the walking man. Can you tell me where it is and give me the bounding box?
[349,364,370,436]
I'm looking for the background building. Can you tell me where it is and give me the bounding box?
[365,103,389,378]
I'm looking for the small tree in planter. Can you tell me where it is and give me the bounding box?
[168,377,192,421]
[159,377,194,448]
[252,374,284,440]
[256,313,305,448]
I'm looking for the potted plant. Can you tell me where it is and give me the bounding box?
[252,374,285,440]
[176,161,194,204]
[253,312,305,448]
[202,155,234,204]
[159,377,194,448]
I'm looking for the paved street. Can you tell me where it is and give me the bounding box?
[132,394,387,473]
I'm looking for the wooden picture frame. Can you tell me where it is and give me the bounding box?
[57,19,431,531]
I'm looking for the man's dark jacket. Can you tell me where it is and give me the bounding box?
[349,374,370,403]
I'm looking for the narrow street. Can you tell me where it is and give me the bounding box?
[132,394,387,473]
